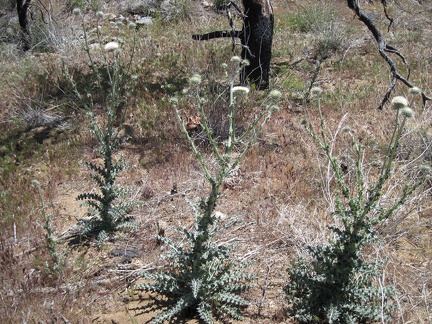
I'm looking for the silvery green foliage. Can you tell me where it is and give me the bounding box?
[67,13,139,246]
[285,236,395,322]
[77,110,136,246]
[136,210,253,324]
[285,93,420,322]
[136,65,279,323]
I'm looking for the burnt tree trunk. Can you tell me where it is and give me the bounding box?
[192,0,274,90]
[241,0,273,89]
[16,0,32,51]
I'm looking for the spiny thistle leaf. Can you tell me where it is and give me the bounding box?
[77,192,104,202]
[215,292,248,306]
[197,302,213,324]
[191,278,202,298]
[83,161,107,178]
[151,296,192,324]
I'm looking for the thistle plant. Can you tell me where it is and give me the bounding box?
[32,180,63,274]
[70,11,138,246]
[76,108,136,246]
[285,90,423,322]
[136,60,280,323]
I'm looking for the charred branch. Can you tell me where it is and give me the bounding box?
[347,0,431,108]
[192,30,240,41]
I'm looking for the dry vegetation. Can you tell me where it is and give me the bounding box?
[0,0,431,322]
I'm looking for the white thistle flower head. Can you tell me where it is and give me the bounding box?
[311,87,323,96]
[104,41,119,52]
[401,107,414,118]
[136,17,153,27]
[232,86,250,96]
[270,89,282,100]
[190,73,201,85]
[391,96,408,110]
[128,22,137,29]
[96,11,104,18]
[73,8,81,16]
[409,87,421,95]
[231,56,242,63]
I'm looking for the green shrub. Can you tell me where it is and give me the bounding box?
[286,2,336,34]
[285,90,425,322]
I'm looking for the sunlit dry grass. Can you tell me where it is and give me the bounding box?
[0,0,431,322]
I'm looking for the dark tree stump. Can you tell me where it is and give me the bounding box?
[16,0,32,51]
[193,0,274,90]
[241,0,274,89]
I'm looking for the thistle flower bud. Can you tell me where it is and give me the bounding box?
[270,89,282,100]
[73,8,81,16]
[391,96,408,110]
[231,56,242,63]
[241,59,250,66]
[401,107,414,118]
[96,11,104,18]
[342,126,352,133]
[409,87,421,95]
[220,63,228,70]
[311,87,323,96]
[190,73,201,85]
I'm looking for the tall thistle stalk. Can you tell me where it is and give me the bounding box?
[70,11,138,246]
[285,89,423,322]
[136,58,281,323]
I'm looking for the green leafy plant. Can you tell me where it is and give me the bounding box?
[136,58,281,323]
[285,89,424,322]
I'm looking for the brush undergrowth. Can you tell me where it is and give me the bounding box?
[285,90,427,322]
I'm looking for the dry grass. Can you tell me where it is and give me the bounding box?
[0,0,431,322]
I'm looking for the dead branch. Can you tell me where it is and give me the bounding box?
[347,0,431,109]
